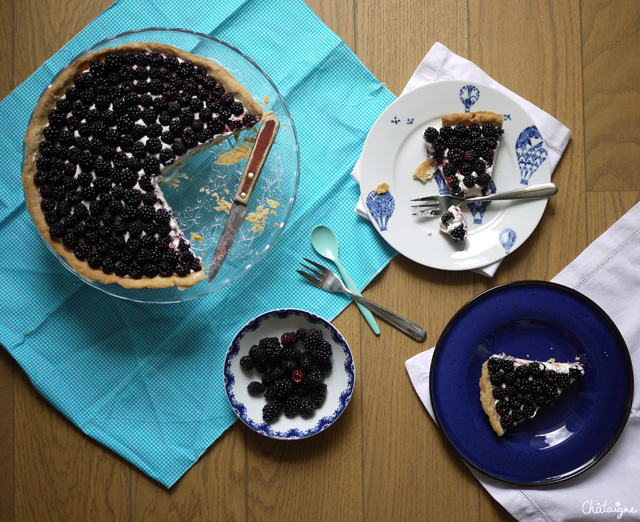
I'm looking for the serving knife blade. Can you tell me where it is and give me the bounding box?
[207,114,280,282]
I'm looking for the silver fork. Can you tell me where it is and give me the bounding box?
[297,259,427,342]
[410,182,558,217]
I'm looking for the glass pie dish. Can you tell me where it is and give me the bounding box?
[22,28,300,303]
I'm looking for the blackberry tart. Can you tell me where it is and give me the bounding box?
[23,42,263,289]
[479,354,584,436]
[422,111,504,199]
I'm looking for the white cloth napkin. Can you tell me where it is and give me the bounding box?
[406,202,640,522]
[352,42,572,277]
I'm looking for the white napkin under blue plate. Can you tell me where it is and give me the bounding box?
[406,202,640,521]
[352,42,572,277]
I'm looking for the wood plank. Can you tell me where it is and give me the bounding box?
[582,0,640,193]
[469,0,586,288]
[13,0,114,84]
[1,2,16,522]
[11,1,130,521]
[352,1,478,520]
[13,368,130,522]
[131,424,246,522]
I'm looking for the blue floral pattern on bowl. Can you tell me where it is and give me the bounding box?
[366,190,395,231]
[516,126,548,185]
[224,309,355,440]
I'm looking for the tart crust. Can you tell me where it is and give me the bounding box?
[479,361,506,436]
[22,42,264,290]
[442,111,504,128]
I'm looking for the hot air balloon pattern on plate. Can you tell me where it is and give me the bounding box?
[499,228,517,254]
[366,190,395,231]
[459,85,480,113]
[516,126,548,185]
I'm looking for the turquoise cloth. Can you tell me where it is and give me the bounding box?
[0,0,396,487]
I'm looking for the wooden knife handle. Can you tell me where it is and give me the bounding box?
[233,114,280,205]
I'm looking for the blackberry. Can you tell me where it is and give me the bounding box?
[161,131,175,145]
[247,381,265,395]
[423,127,439,143]
[317,358,332,374]
[243,113,257,126]
[262,400,282,423]
[159,148,176,165]
[299,399,315,418]
[208,117,225,135]
[492,386,507,400]
[459,162,473,176]
[440,210,454,225]
[249,344,266,365]
[258,337,282,362]
[315,340,332,361]
[450,225,466,241]
[453,124,470,139]
[476,172,491,188]
[282,345,301,361]
[462,175,477,188]
[303,334,322,352]
[304,368,323,390]
[280,331,296,345]
[569,367,583,380]
[297,351,315,371]
[447,148,464,165]
[482,123,501,139]
[283,395,302,417]
[272,379,292,398]
[281,359,297,373]
[310,383,327,408]
[291,369,305,385]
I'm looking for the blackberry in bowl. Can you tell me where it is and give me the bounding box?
[224,309,355,440]
[21,28,299,303]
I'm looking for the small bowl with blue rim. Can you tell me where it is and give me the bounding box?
[223,309,355,440]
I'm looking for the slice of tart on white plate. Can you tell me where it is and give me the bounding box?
[420,111,504,242]
[479,353,584,436]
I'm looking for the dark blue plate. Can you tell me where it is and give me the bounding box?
[430,281,633,485]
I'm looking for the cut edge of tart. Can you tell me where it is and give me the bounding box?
[479,353,584,437]
[22,42,264,289]
[422,111,504,199]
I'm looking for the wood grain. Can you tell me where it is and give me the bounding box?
[1,3,15,522]
[2,0,639,521]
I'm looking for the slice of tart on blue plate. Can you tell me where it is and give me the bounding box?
[479,353,585,436]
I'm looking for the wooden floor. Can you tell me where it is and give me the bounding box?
[1,0,638,520]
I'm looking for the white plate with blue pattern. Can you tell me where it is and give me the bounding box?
[223,309,355,440]
[359,80,552,271]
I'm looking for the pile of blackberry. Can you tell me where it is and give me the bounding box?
[487,356,583,431]
[34,48,258,279]
[422,123,502,199]
[241,328,333,423]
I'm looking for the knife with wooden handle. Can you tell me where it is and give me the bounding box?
[207,114,280,282]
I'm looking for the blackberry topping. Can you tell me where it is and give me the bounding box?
[423,127,439,143]
[450,225,466,241]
